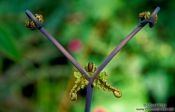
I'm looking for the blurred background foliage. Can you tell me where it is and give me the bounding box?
[0,0,175,112]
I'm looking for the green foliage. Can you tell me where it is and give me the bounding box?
[70,63,121,101]
[0,23,21,60]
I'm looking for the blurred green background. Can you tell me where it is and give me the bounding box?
[0,0,175,112]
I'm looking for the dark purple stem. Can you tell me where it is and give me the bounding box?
[25,7,160,112]
[39,28,89,79]
[92,6,160,82]
[92,26,142,81]
[25,10,89,80]
[151,7,160,16]
[85,79,93,112]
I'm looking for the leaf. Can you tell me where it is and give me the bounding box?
[0,25,21,61]
[99,72,108,81]
[73,71,82,78]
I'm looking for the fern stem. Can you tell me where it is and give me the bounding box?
[92,6,160,82]
[25,10,90,80]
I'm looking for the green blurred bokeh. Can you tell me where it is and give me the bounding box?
[0,0,175,112]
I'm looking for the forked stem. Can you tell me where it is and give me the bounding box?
[25,7,160,112]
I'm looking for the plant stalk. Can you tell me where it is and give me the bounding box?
[92,6,160,82]
[85,79,93,112]
[25,10,89,80]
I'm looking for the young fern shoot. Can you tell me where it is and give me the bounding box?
[70,62,122,101]
[25,6,160,112]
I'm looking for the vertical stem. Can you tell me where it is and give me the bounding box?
[85,79,93,112]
